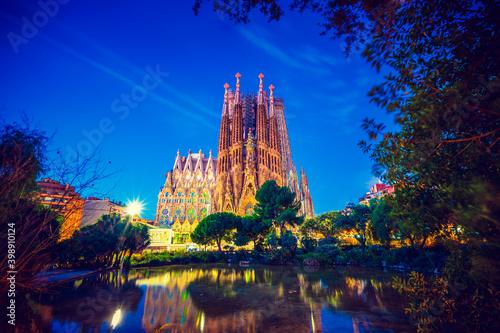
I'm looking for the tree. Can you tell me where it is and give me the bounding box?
[190,226,214,250]
[299,211,342,239]
[191,212,239,251]
[369,197,395,248]
[56,214,150,269]
[254,180,303,245]
[340,205,371,251]
[119,217,151,269]
[356,0,499,260]
[233,214,271,250]
[0,121,62,299]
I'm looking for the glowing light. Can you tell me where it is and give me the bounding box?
[110,309,122,329]
[200,312,205,332]
[126,199,144,217]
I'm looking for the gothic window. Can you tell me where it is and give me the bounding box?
[165,192,169,197]
[200,208,207,220]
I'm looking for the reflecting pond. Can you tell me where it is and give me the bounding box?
[36,264,415,332]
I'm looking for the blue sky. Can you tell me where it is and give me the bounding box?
[1,0,395,219]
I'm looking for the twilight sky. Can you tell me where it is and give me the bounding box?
[0,0,395,219]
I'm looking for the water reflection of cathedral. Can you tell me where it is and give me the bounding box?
[139,268,322,332]
[138,267,410,333]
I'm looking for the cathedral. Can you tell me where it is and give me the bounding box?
[154,150,217,243]
[155,74,314,240]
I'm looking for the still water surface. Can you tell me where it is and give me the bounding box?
[38,264,415,332]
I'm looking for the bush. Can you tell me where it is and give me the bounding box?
[318,237,339,246]
[368,244,387,257]
[339,244,361,252]
[392,246,419,268]
[263,248,296,265]
[267,233,278,249]
[300,236,317,252]
[343,249,373,266]
[383,252,398,266]
[315,244,342,263]
[335,255,347,265]
[232,250,250,263]
[282,231,298,252]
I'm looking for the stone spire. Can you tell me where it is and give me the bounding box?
[235,73,241,104]
[269,84,275,116]
[256,74,268,144]
[222,83,229,115]
[257,73,264,104]
[232,73,244,144]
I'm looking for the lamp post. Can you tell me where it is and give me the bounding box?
[121,199,144,272]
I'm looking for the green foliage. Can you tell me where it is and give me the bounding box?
[267,233,278,249]
[56,214,150,269]
[315,244,342,262]
[190,226,214,248]
[262,248,296,265]
[393,271,500,332]
[255,180,303,245]
[360,0,500,283]
[339,205,371,251]
[300,236,317,252]
[343,249,373,266]
[130,250,229,266]
[300,252,328,266]
[281,230,297,252]
[318,236,339,246]
[190,212,239,251]
[233,214,271,250]
[299,211,342,238]
[369,197,395,248]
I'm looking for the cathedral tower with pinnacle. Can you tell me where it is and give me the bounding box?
[214,73,314,218]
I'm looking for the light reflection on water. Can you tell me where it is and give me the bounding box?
[37,265,415,332]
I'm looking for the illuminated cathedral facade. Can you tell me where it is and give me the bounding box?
[155,74,314,238]
[154,150,217,243]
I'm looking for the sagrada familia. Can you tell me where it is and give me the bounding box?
[154,74,314,243]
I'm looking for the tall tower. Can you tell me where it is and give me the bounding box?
[214,74,284,216]
[274,97,300,195]
[300,166,315,218]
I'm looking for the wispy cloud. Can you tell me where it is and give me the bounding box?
[34,32,218,127]
[297,45,339,67]
[238,27,304,69]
